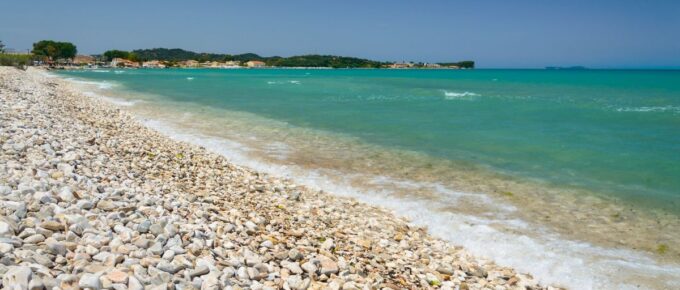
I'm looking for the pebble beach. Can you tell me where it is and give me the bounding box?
[0,67,551,290]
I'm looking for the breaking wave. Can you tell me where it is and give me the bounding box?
[267,80,301,85]
[443,90,479,100]
[614,106,680,114]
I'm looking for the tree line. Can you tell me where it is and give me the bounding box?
[101,48,387,68]
[111,48,473,68]
[2,39,474,69]
[437,61,475,69]
[0,39,78,61]
[31,40,77,60]
[264,55,384,68]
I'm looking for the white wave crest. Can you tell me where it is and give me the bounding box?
[66,79,115,90]
[267,80,301,85]
[615,106,680,114]
[140,117,680,290]
[443,90,479,100]
[82,91,141,107]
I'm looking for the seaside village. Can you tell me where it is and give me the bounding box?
[2,42,471,69]
[70,55,265,69]
[69,56,454,69]
[9,53,461,69]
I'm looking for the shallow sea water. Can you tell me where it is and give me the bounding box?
[57,68,680,289]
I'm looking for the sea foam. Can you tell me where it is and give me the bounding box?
[443,90,479,100]
[82,91,142,107]
[267,80,301,85]
[140,117,680,290]
[615,106,680,114]
[66,78,116,90]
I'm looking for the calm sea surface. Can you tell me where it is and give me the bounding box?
[60,68,680,210]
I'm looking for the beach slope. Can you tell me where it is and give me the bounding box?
[0,67,548,289]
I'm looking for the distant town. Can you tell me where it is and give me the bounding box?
[0,40,475,69]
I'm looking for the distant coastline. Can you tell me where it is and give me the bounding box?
[57,66,473,71]
[94,48,475,69]
[10,42,474,70]
[545,66,587,70]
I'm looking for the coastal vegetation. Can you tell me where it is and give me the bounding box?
[437,61,474,69]
[265,55,384,68]
[31,40,77,61]
[131,48,227,62]
[227,53,266,62]
[0,39,30,68]
[107,48,384,68]
[100,48,469,69]
[103,50,139,62]
[1,41,473,69]
[0,53,32,68]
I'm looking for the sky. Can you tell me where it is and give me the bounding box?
[1,0,679,68]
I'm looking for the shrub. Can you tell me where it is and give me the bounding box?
[0,54,33,69]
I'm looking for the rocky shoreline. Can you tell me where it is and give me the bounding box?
[0,67,551,290]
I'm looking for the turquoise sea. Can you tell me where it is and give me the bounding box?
[57,68,680,289]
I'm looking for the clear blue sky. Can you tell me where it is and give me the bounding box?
[1,0,679,68]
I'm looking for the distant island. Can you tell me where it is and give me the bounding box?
[0,39,475,69]
[545,66,587,70]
